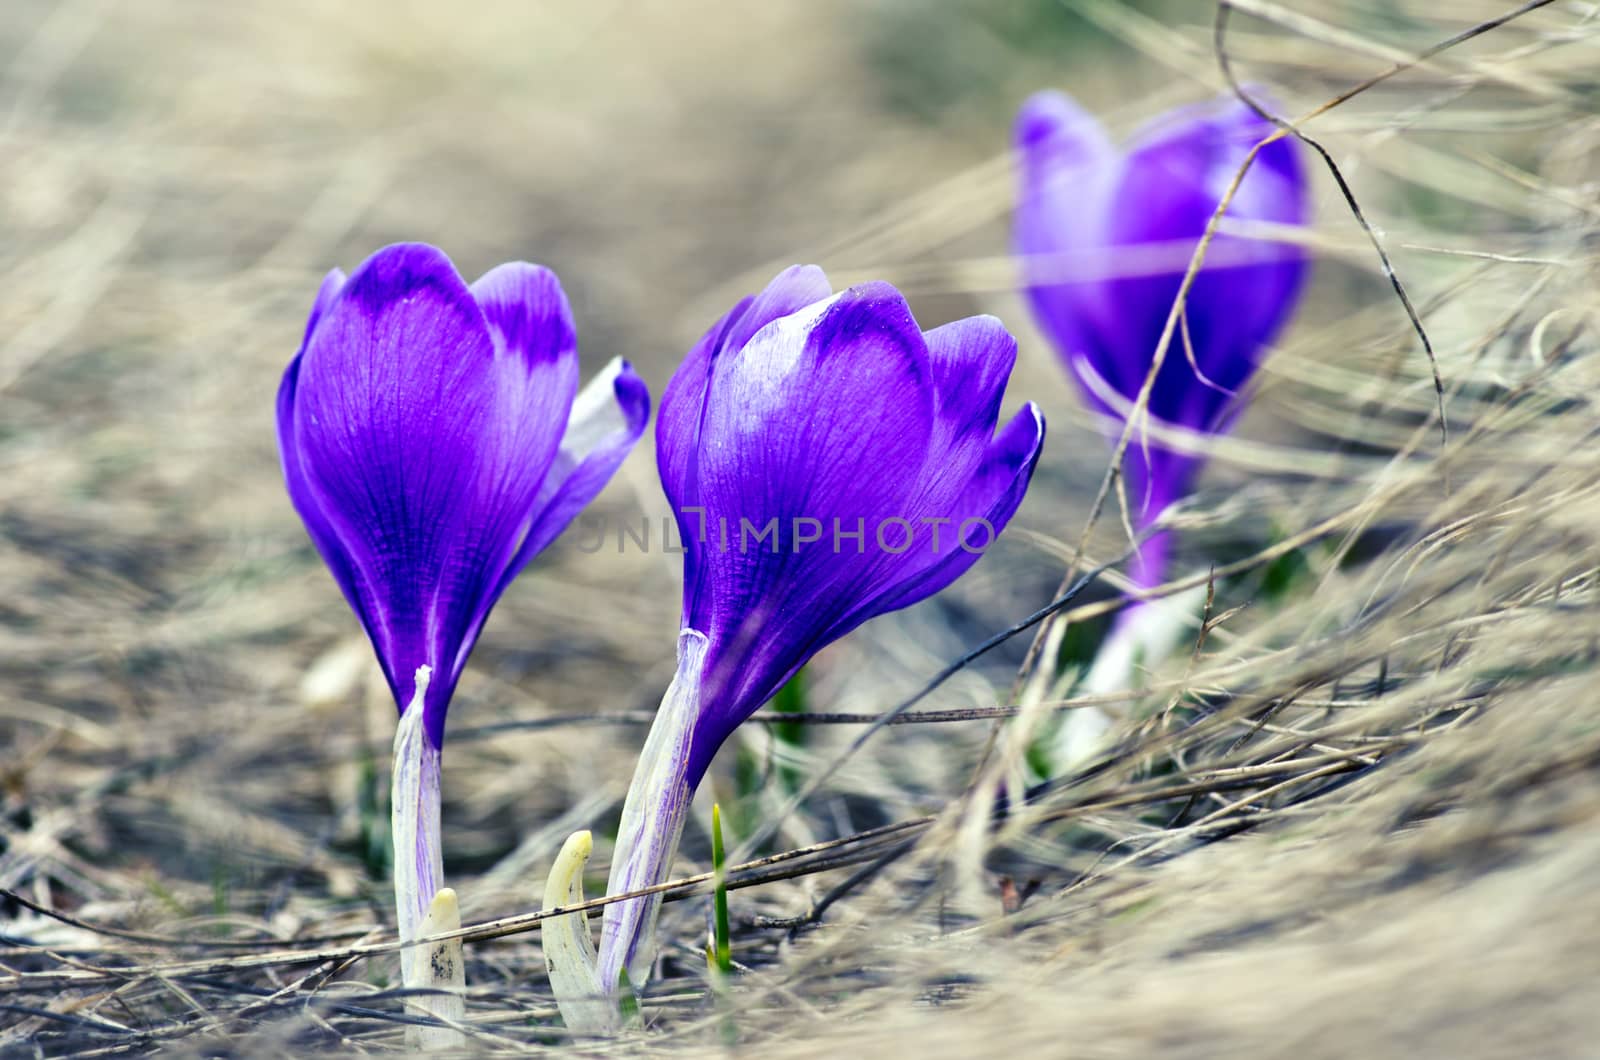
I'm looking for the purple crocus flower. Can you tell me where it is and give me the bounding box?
[592,265,1045,1001]
[275,242,649,981]
[1014,91,1309,764]
[1015,89,1308,585]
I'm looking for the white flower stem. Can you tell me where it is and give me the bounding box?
[596,630,708,1000]
[391,666,443,993]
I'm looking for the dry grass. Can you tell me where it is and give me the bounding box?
[2,0,1599,1055]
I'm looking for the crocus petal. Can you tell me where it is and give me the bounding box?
[682,402,1041,775]
[923,314,1020,474]
[655,306,737,528]
[840,317,1040,619]
[278,354,372,638]
[1102,99,1308,432]
[720,264,834,357]
[277,270,356,623]
[657,265,834,520]
[467,261,586,527]
[865,401,1047,619]
[302,268,347,349]
[685,281,936,728]
[1173,106,1306,432]
[286,244,572,745]
[506,357,651,573]
[654,321,724,627]
[1014,91,1120,379]
[658,266,835,625]
[1013,90,1118,262]
[471,261,580,375]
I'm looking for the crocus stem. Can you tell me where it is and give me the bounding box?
[391,665,443,992]
[597,630,709,999]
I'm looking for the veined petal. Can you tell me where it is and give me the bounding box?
[472,261,579,374]
[866,401,1046,619]
[696,282,935,569]
[1179,105,1307,432]
[923,314,1019,469]
[655,315,727,625]
[720,264,833,359]
[277,351,374,642]
[686,400,1045,786]
[276,268,352,604]
[468,262,583,536]
[1125,94,1303,223]
[302,268,347,349]
[455,262,595,659]
[1014,91,1120,388]
[688,281,936,734]
[1105,98,1308,433]
[656,300,742,519]
[658,266,835,623]
[896,313,1027,550]
[657,266,834,517]
[289,243,561,745]
[507,357,650,574]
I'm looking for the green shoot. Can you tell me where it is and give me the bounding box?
[617,967,640,1028]
[711,802,732,977]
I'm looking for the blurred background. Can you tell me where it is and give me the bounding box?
[3,1,1599,1055]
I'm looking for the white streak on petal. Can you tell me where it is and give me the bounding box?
[727,292,843,432]
[562,356,629,457]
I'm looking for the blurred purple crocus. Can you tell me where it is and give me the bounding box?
[275,242,649,980]
[1014,92,1309,765]
[592,265,1046,1002]
[1015,89,1308,585]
